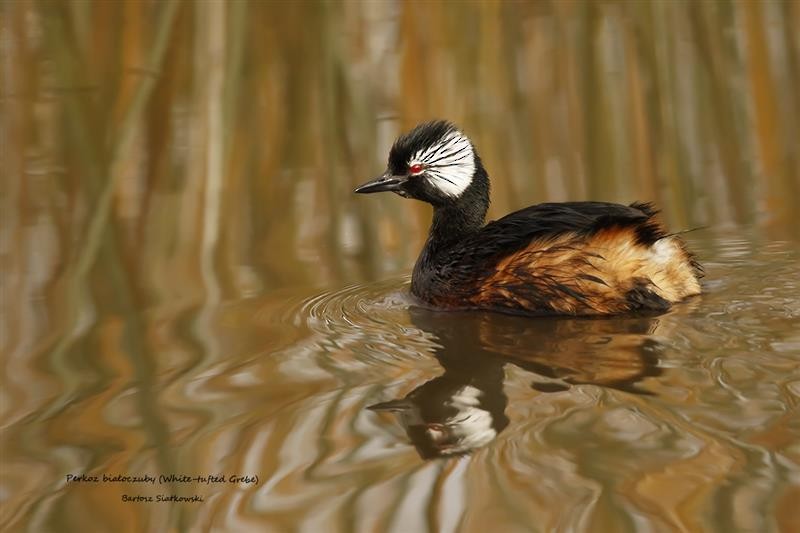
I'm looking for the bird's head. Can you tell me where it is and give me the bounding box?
[355,120,488,208]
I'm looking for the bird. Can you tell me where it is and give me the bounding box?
[355,120,702,316]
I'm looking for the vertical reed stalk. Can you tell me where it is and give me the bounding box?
[200,0,226,303]
[740,0,792,231]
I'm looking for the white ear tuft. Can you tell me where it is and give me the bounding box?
[410,131,475,197]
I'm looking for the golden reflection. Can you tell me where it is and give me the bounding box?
[370,308,667,459]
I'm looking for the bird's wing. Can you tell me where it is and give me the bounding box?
[450,201,663,268]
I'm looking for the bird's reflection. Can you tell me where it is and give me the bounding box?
[369,307,665,459]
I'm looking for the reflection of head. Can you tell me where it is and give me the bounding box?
[369,366,509,459]
[370,306,667,460]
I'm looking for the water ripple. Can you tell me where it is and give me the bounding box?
[6,238,800,532]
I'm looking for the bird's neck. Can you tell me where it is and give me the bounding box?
[425,203,485,254]
[412,203,483,300]
[423,166,490,256]
[411,165,490,300]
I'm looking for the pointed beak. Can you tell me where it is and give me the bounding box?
[354,172,406,194]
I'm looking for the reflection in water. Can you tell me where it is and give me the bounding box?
[370,308,666,458]
[369,349,510,460]
[1,236,799,531]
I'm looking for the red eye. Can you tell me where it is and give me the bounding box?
[409,163,424,174]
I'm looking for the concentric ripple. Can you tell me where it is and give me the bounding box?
[276,276,444,370]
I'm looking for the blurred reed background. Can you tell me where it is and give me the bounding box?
[2,0,800,308]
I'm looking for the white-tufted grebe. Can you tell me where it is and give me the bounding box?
[355,120,702,316]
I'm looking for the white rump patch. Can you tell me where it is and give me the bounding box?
[410,130,475,197]
[650,238,677,265]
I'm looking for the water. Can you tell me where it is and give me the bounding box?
[3,233,798,532]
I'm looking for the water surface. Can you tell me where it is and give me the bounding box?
[3,233,799,532]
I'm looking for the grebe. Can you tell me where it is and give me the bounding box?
[355,120,702,316]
